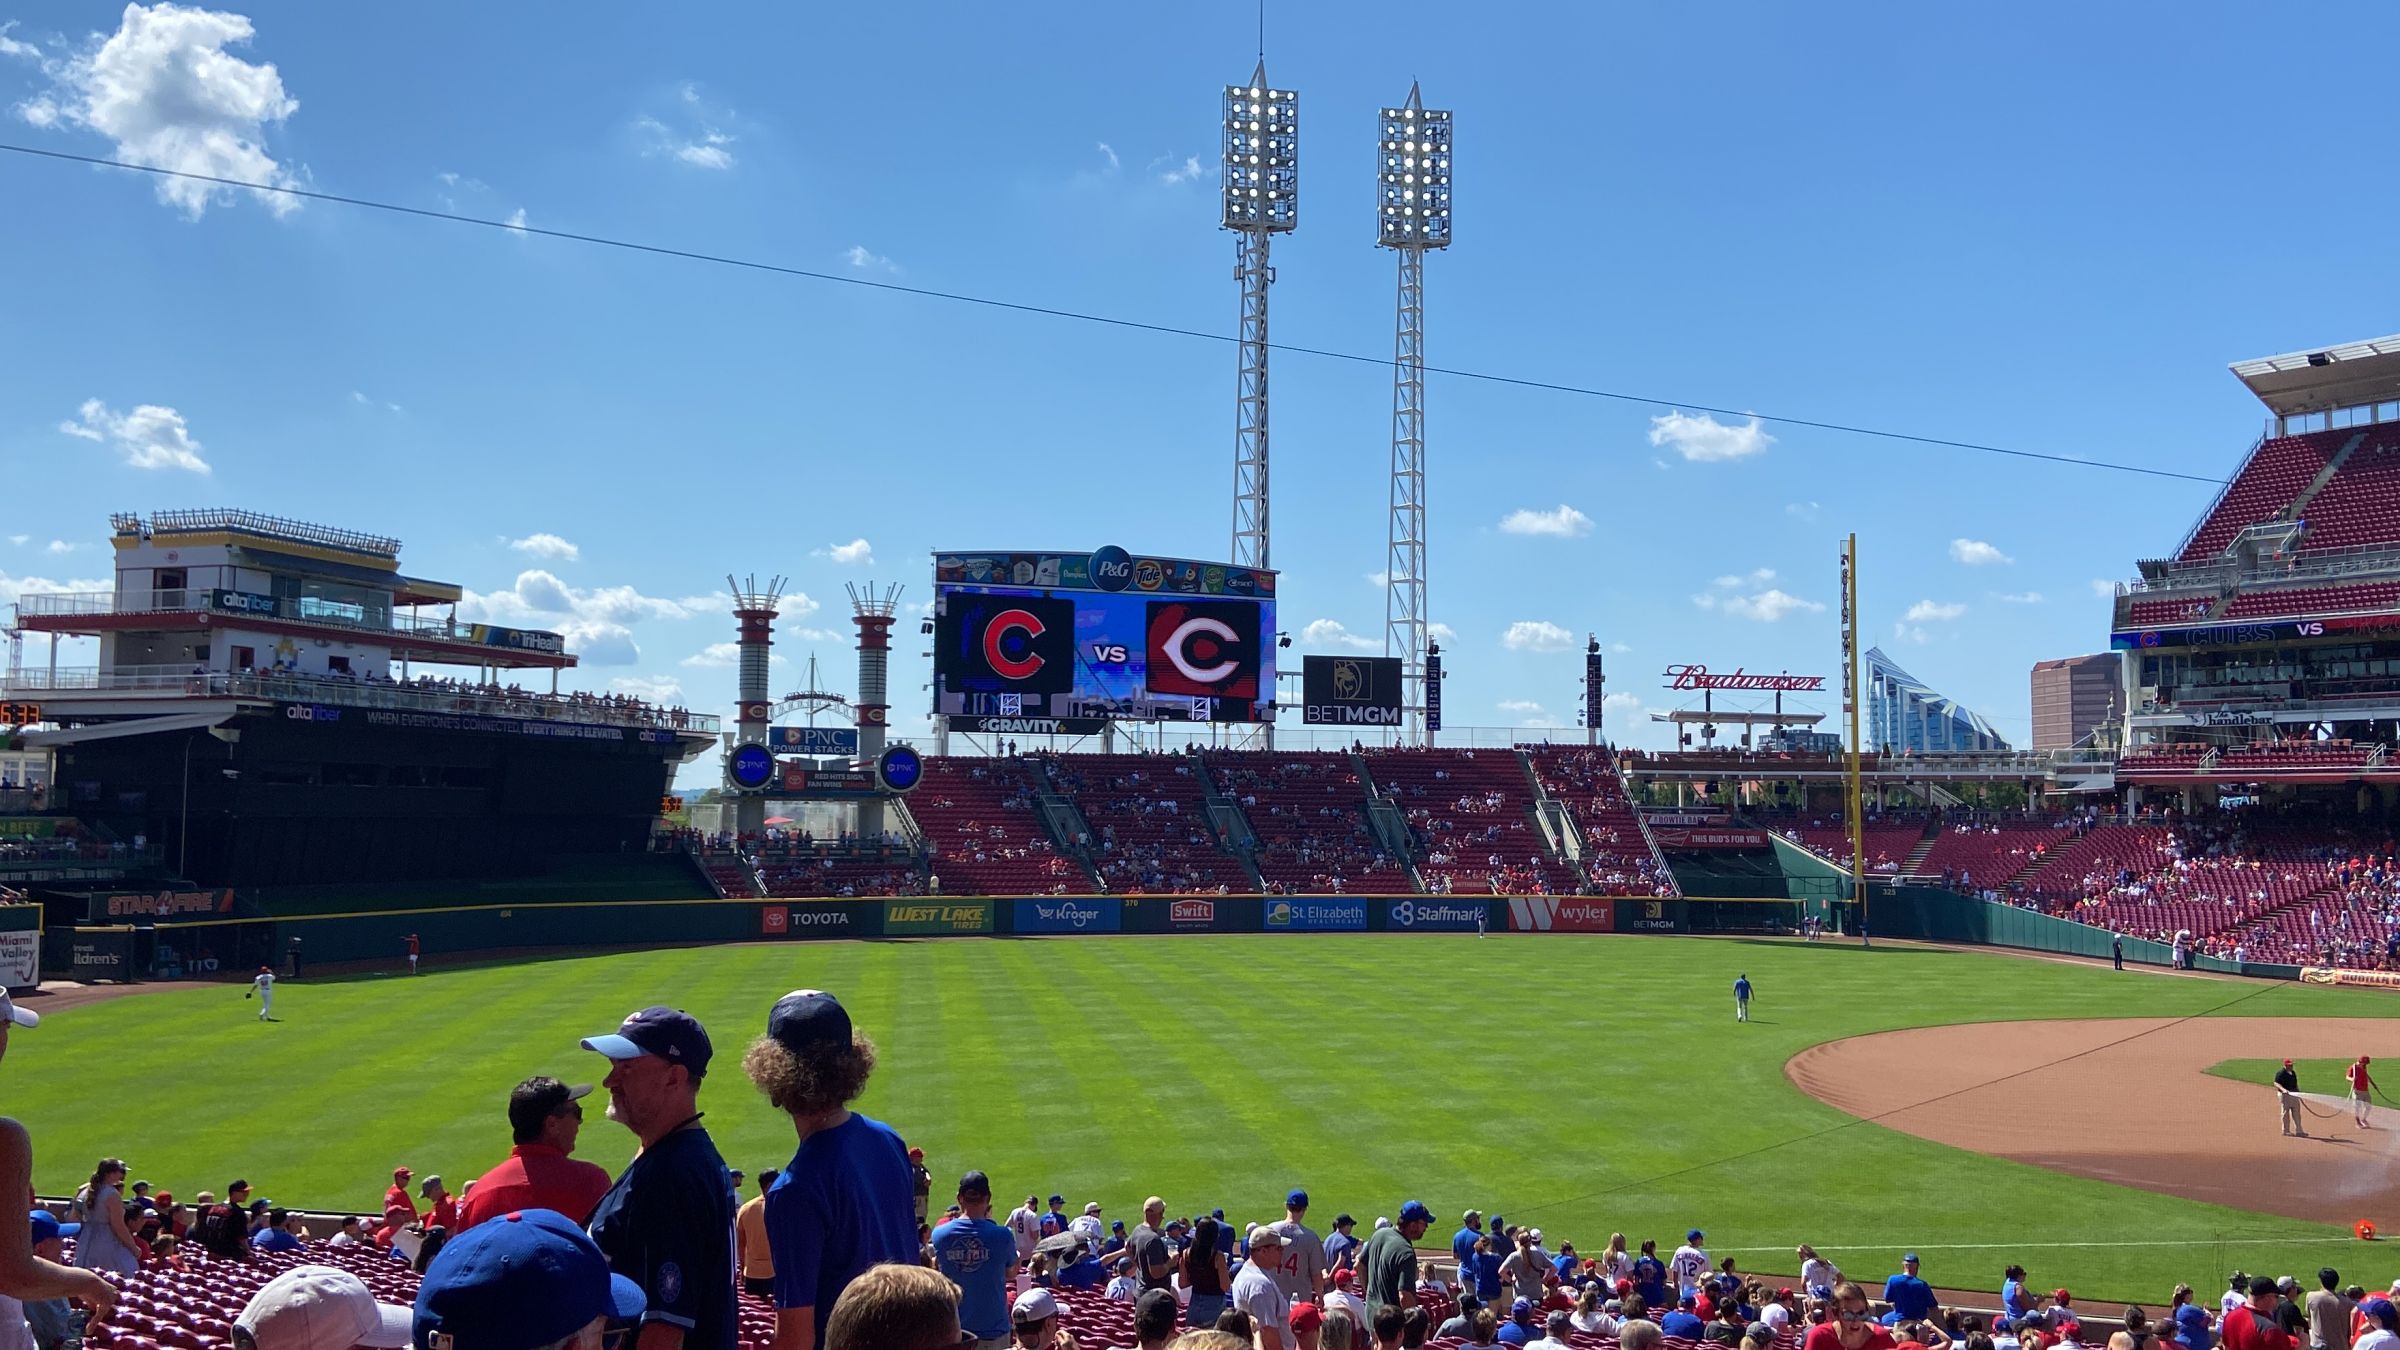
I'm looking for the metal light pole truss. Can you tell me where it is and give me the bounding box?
[1223,61,1297,575]
[1376,83,1451,744]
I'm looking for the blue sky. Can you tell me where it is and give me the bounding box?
[6,2,2400,775]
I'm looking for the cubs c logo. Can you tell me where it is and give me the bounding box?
[982,609,1048,681]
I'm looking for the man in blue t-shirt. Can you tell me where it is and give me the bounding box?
[1734,974,1753,1023]
[745,989,918,1350]
[932,1170,1016,1348]
[1883,1253,1937,1325]
[1660,1294,1706,1340]
[580,1005,739,1350]
[1452,1209,1487,1270]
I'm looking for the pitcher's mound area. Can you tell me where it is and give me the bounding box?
[1788,1017,2400,1225]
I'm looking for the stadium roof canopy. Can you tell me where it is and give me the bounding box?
[2231,335,2400,417]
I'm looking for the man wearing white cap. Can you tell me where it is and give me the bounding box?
[233,1265,414,1350]
[1007,1289,1080,1350]
[1068,1203,1105,1252]
[0,994,115,1319]
[1232,1225,1295,1350]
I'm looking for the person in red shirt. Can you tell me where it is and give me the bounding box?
[406,933,421,976]
[2350,1056,2377,1128]
[2224,1277,2298,1350]
[376,1165,418,1247]
[457,1076,614,1231]
[1805,1283,1898,1350]
[419,1174,460,1233]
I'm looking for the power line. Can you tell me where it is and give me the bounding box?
[1,141,2226,487]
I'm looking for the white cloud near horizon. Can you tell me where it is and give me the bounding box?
[823,538,873,565]
[1951,538,2012,566]
[1300,618,1377,651]
[1500,619,1575,652]
[508,533,579,562]
[1904,599,1967,622]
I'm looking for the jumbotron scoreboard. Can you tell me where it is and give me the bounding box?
[932,545,1277,734]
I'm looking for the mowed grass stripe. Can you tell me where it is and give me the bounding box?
[16,934,2400,1301]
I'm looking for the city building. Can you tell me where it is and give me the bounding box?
[2030,652,2122,752]
[1863,646,2010,754]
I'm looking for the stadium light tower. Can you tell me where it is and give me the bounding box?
[1377,83,1451,744]
[1224,62,1298,575]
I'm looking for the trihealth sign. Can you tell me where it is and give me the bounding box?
[1013,899,1121,933]
[1261,899,1367,932]
[884,901,995,935]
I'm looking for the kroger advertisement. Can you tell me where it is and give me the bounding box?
[933,546,1276,725]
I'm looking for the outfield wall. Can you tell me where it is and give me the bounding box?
[40,888,2304,984]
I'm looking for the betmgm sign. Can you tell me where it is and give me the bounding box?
[1301,655,1403,727]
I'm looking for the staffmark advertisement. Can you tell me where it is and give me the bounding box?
[1262,898,1367,932]
[884,901,995,935]
[1384,899,1489,931]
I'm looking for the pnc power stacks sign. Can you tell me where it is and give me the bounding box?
[1301,655,1403,726]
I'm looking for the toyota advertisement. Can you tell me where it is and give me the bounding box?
[933,548,1276,725]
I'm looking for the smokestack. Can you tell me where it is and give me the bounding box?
[727,574,786,837]
[848,583,901,842]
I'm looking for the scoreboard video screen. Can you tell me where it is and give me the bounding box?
[933,546,1277,726]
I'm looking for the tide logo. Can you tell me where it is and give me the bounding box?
[1144,600,1260,699]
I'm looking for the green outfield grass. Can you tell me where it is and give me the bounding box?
[15,935,2400,1303]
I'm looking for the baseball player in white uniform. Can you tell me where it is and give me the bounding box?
[247,965,274,1020]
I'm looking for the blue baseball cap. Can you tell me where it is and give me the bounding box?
[581,1006,712,1078]
[1287,1189,1309,1208]
[767,989,852,1054]
[1689,1229,1705,1242]
[1904,1253,1919,1263]
[1513,1298,1536,1319]
[29,1209,74,1243]
[1398,1200,1435,1226]
[413,1209,643,1350]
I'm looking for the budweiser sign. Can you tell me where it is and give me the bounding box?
[1663,664,1825,693]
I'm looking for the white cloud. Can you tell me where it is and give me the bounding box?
[1500,620,1575,653]
[0,571,111,610]
[822,538,874,566]
[18,3,301,219]
[508,533,580,562]
[610,675,684,703]
[2089,579,2118,599]
[1608,641,1632,654]
[1157,155,1202,185]
[503,207,528,234]
[1786,501,1821,519]
[1300,618,1377,652]
[1497,699,1546,714]
[1365,570,1389,588]
[1428,623,1457,644]
[1904,599,1966,622]
[1950,538,2012,566]
[1498,504,1594,538]
[684,639,795,668]
[843,245,898,274]
[1649,410,1773,463]
[636,89,736,171]
[1992,591,2044,605]
[1892,622,1932,645]
[1694,586,1824,622]
[0,21,37,59]
[1096,141,1119,170]
[44,540,78,555]
[1601,691,1643,712]
[60,398,210,473]
[5,536,25,547]
[458,569,724,667]
[1710,568,1777,590]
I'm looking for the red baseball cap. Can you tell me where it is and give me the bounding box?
[1291,1303,1324,1333]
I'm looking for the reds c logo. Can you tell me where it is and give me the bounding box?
[982,608,1049,681]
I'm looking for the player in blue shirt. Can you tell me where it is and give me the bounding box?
[1734,974,1753,1023]
[1883,1253,1936,1325]
[742,990,919,1350]
[931,1171,1017,1345]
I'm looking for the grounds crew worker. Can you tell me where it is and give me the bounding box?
[2277,1059,2306,1137]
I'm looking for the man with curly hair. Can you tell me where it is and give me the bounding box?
[745,990,918,1350]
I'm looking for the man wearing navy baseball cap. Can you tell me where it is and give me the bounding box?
[741,990,917,1350]
[1265,1188,1326,1305]
[1358,1200,1434,1322]
[580,1007,736,1350]
[414,1208,646,1350]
